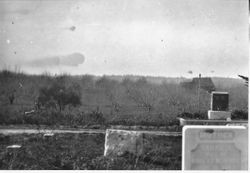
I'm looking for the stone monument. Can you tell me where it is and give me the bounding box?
[182,125,248,170]
[104,129,144,157]
[208,91,231,120]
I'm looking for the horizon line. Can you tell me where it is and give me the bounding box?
[0,69,244,79]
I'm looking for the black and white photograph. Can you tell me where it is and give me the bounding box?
[0,0,248,170]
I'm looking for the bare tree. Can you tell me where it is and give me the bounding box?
[95,77,122,114]
[238,75,248,86]
[124,77,160,113]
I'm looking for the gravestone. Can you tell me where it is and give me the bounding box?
[104,129,144,157]
[208,91,231,120]
[182,125,248,170]
[104,129,182,166]
[211,91,229,111]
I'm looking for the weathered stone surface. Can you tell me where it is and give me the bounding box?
[104,129,182,167]
[208,110,231,120]
[104,129,143,157]
[182,125,248,170]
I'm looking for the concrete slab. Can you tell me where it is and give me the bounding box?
[178,118,247,126]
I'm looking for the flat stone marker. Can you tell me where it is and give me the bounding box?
[104,129,144,157]
[182,125,248,170]
[104,129,182,159]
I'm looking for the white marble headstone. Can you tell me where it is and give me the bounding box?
[182,125,248,170]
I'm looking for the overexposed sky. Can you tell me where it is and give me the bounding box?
[0,0,248,77]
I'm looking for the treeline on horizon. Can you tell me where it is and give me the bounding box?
[0,69,248,127]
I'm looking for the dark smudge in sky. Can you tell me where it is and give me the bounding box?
[60,53,85,66]
[29,53,85,67]
[69,26,76,31]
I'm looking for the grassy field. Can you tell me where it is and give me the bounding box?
[0,133,181,170]
[0,70,248,127]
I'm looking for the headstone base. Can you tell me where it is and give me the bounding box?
[208,110,231,120]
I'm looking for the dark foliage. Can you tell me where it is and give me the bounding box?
[37,82,81,111]
[177,112,207,119]
[231,110,248,120]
